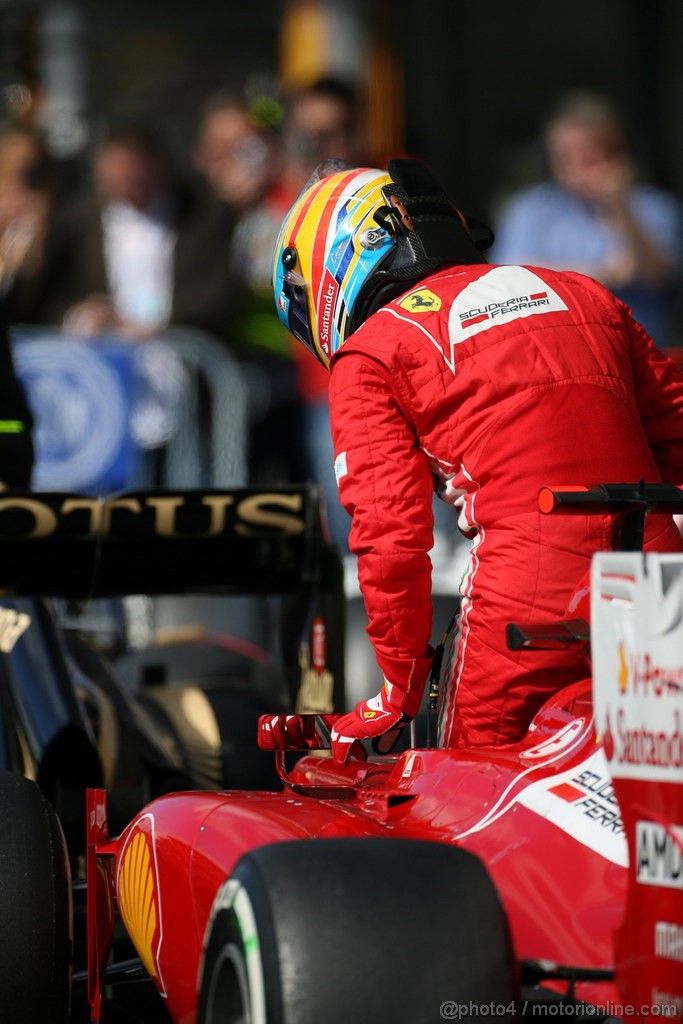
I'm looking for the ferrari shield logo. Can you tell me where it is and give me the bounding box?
[399,288,442,313]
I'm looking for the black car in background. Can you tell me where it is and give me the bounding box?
[0,486,345,865]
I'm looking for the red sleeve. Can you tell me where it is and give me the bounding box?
[618,298,683,481]
[329,350,434,710]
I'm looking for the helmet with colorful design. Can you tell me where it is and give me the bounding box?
[272,157,492,367]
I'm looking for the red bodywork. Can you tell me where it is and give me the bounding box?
[87,677,630,1023]
[82,484,683,1022]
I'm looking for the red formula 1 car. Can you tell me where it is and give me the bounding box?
[2,484,682,1023]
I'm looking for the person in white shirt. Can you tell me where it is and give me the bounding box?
[13,125,237,346]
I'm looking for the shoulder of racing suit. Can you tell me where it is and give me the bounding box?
[332,263,624,379]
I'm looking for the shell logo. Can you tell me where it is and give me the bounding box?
[117,826,162,981]
[618,642,629,694]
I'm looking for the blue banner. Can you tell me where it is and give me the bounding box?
[12,334,142,493]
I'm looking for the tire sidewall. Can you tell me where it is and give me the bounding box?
[0,772,72,1023]
[198,877,282,1024]
[197,838,518,1024]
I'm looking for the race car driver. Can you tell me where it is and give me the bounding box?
[271,157,683,764]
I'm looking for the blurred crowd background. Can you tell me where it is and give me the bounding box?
[0,0,681,566]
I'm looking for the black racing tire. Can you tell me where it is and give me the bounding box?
[197,838,518,1024]
[0,771,72,1023]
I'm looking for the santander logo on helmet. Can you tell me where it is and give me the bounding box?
[319,269,340,357]
[271,157,492,368]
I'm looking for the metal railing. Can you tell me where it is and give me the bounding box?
[11,324,248,492]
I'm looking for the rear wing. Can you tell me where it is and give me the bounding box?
[0,487,328,598]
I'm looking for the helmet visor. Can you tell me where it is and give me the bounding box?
[281,266,317,356]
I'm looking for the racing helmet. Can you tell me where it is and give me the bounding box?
[272,157,492,367]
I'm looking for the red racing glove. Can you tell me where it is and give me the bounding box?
[331,679,417,765]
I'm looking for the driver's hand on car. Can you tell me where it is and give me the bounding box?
[331,683,412,765]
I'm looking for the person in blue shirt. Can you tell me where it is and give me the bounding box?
[491,90,681,346]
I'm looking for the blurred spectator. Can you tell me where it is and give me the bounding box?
[0,125,50,488]
[491,90,682,346]
[0,124,54,302]
[193,92,307,484]
[194,92,287,360]
[277,77,364,548]
[191,77,362,514]
[194,91,280,218]
[12,124,237,343]
[279,76,361,197]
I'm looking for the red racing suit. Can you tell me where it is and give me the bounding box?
[328,263,683,748]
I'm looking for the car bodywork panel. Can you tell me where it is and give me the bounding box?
[88,677,625,1022]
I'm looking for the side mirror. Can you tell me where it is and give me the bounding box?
[258,713,342,751]
[506,618,590,652]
